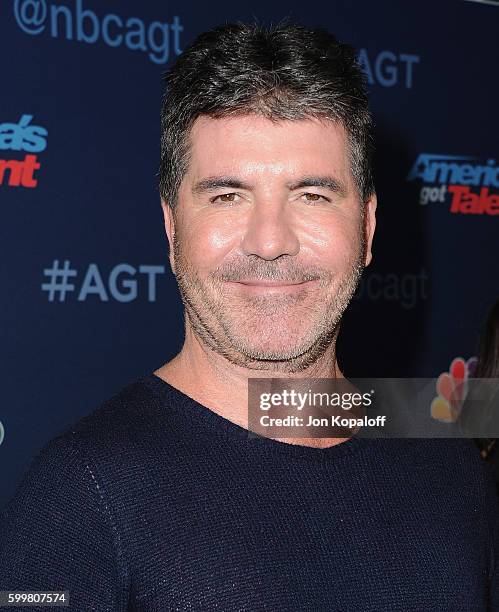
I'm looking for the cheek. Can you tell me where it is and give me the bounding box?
[303,214,362,268]
[180,214,240,274]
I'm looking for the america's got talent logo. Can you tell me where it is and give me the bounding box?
[0,114,48,188]
[407,154,499,216]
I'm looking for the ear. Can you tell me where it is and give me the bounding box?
[161,199,176,274]
[363,193,377,267]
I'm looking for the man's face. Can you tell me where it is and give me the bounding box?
[162,114,376,372]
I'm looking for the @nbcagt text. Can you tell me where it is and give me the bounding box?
[258,390,387,429]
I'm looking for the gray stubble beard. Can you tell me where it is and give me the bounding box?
[171,217,366,374]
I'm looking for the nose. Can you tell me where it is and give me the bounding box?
[240,200,300,260]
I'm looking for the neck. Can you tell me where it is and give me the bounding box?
[154,321,346,448]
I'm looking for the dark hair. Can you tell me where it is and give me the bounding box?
[458,299,499,463]
[159,20,375,209]
[474,299,499,379]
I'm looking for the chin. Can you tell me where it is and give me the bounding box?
[236,335,313,361]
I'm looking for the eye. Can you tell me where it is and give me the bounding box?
[301,192,331,204]
[210,193,240,204]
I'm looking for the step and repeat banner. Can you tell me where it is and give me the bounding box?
[1,0,497,508]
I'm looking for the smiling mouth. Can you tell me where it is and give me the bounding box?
[228,279,319,292]
[236,279,312,286]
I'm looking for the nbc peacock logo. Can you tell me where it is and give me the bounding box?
[431,356,478,423]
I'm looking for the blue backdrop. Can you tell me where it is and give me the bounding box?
[1,0,498,509]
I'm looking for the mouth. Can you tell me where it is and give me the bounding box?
[227,278,319,294]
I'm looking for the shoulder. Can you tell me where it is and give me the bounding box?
[3,378,164,505]
[2,377,177,505]
[0,388,139,609]
[1,377,173,548]
[49,377,170,462]
[371,437,484,467]
[366,437,493,496]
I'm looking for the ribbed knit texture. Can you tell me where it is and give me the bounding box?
[1,373,498,611]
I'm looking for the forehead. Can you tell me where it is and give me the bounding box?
[186,114,350,179]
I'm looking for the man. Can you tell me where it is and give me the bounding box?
[1,21,498,611]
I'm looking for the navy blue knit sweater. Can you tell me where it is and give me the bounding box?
[1,373,498,611]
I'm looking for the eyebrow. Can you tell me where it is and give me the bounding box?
[191,175,348,198]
